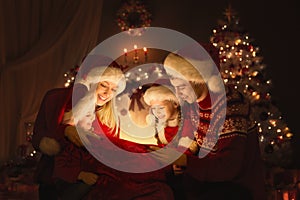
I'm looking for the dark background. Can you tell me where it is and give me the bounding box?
[100,0,299,136]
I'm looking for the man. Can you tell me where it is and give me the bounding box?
[151,43,267,200]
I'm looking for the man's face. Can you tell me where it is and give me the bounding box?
[170,78,197,104]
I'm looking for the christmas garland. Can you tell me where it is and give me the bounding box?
[116,0,152,33]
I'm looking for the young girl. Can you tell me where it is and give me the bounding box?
[143,85,198,154]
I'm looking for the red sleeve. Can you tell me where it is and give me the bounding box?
[32,91,55,150]
[185,134,247,182]
[53,142,82,183]
[32,90,51,150]
[32,88,72,151]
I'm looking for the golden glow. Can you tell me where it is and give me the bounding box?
[269,120,277,126]
[286,133,293,138]
[235,39,241,45]
[276,129,282,133]
[252,71,258,76]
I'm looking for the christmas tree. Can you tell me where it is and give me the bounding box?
[210,5,294,168]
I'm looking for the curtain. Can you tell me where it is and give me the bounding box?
[0,0,104,163]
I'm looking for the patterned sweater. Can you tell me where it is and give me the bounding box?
[183,85,267,200]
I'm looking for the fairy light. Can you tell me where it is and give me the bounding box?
[260,135,264,142]
[286,133,293,138]
[235,39,241,45]
[277,129,282,133]
[269,120,277,127]
[210,5,295,167]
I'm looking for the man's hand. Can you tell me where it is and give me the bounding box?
[64,125,83,147]
[148,146,187,167]
[78,171,98,185]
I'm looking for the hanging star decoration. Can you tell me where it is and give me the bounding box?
[223,4,237,23]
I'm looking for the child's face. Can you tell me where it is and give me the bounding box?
[96,81,118,106]
[170,78,197,104]
[77,113,95,131]
[150,100,178,123]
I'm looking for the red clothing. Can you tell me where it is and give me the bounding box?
[183,86,267,200]
[32,85,88,184]
[53,116,174,199]
[164,126,179,144]
[32,87,72,184]
[163,125,197,156]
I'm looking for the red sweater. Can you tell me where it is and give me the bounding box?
[183,86,267,200]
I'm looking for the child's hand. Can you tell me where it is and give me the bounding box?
[78,171,98,185]
[172,164,184,175]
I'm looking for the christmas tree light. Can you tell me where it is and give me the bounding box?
[210,5,294,168]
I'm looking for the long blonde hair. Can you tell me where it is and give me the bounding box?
[63,66,126,136]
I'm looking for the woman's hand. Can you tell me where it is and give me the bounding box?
[78,171,98,185]
[64,125,83,147]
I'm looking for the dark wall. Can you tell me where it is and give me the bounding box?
[98,0,299,137]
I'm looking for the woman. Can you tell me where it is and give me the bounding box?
[53,65,174,200]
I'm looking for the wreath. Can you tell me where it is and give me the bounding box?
[116,0,152,33]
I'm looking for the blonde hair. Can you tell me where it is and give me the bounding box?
[63,66,125,136]
[76,66,126,94]
[143,85,179,106]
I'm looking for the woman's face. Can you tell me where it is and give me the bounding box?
[170,78,197,104]
[96,81,118,106]
[150,100,178,123]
